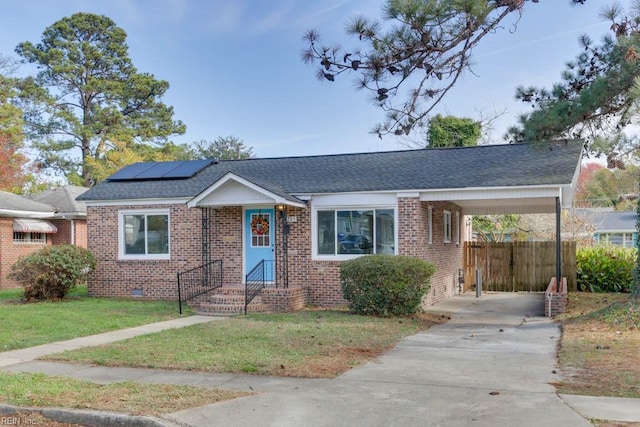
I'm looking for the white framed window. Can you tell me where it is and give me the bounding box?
[443,210,452,243]
[119,209,170,260]
[315,208,395,257]
[13,232,46,244]
[455,211,460,245]
[428,206,433,245]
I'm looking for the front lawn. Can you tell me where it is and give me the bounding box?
[44,309,446,378]
[554,292,640,398]
[0,286,185,351]
[0,371,248,416]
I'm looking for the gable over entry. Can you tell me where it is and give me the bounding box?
[187,172,305,209]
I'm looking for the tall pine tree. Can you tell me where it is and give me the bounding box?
[15,13,186,186]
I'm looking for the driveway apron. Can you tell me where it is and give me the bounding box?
[169,293,590,427]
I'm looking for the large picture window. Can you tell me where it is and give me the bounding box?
[316,209,395,256]
[119,210,169,259]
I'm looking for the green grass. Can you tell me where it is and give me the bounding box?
[45,310,443,378]
[0,287,27,301]
[0,286,187,351]
[0,372,247,416]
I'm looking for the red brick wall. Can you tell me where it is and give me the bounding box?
[209,207,243,285]
[87,204,203,299]
[276,198,463,308]
[49,218,87,247]
[415,201,464,306]
[74,219,88,248]
[0,217,52,289]
[87,197,465,308]
[49,219,70,246]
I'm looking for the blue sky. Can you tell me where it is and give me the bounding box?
[0,0,629,158]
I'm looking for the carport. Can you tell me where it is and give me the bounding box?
[421,142,582,313]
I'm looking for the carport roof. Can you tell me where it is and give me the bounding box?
[79,142,583,214]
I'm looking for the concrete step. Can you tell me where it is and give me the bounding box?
[196,301,269,316]
[207,294,262,304]
[187,285,270,316]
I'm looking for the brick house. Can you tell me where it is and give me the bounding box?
[31,185,88,249]
[0,185,88,288]
[77,142,583,314]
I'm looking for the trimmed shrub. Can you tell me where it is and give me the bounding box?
[340,255,435,316]
[576,245,636,293]
[8,245,96,301]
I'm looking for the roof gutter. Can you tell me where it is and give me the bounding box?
[0,209,55,219]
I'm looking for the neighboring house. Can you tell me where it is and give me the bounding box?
[30,185,88,248]
[0,185,89,288]
[77,142,583,313]
[0,192,57,289]
[590,210,637,248]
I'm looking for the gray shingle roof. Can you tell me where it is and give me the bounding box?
[591,211,637,232]
[0,191,56,214]
[30,185,88,215]
[78,142,583,202]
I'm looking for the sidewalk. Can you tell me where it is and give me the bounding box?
[0,315,218,367]
[1,294,640,426]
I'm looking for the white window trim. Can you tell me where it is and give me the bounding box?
[312,205,397,260]
[443,210,452,243]
[118,208,170,260]
[428,206,433,245]
[455,211,460,245]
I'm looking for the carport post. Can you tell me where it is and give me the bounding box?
[471,244,482,298]
[556,197,561,292]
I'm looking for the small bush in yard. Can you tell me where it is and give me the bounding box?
[340,255,435,316]
[576,245,636,293]
[9,245,96,301]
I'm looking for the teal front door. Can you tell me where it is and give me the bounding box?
[245,208,275,282]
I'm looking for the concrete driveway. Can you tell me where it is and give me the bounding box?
[169,293,591,427]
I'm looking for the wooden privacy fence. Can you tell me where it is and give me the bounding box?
[463,241,576,292]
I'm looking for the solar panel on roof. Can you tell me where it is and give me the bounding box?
[162,159,214,179]
[134,161,186,179]
[106,159,215,181]
[107,162,157,181]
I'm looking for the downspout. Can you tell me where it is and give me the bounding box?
[70,219,75,245]
[556,196,562,293]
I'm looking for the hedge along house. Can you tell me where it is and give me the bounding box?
[77,142,583,314]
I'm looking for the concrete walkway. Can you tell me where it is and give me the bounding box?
[1,293,639,426]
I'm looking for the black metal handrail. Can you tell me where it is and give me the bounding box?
[177,259,223,314]
[245,259,273,315]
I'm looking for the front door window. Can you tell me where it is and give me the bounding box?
[250,213,271,247]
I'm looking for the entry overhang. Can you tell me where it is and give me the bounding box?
[187,172,306,209]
